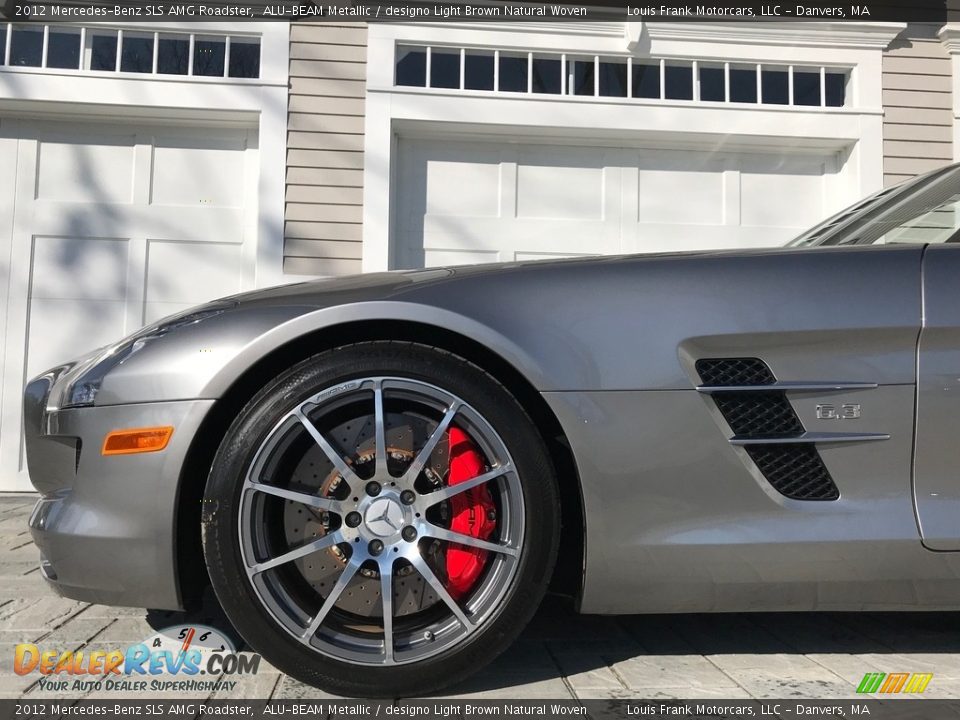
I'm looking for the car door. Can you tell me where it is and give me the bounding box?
[914,244,960,550]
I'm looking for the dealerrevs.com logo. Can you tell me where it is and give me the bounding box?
[13,624,260,693]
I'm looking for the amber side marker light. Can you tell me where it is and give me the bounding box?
[102,427,174,456]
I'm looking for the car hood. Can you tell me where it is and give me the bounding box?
[78,242,922,405]
[221,246,808,310]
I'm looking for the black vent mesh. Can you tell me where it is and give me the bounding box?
[745,445,839,501]
[697,357,840,502]
[713,393,804,437]
[696,358,776,387]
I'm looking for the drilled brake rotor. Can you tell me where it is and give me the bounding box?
[282,412,450,619]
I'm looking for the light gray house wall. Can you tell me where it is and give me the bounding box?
[882,23,954,186]
[284,22,367,276]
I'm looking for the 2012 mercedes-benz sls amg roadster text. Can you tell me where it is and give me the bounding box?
[23,164,960,696]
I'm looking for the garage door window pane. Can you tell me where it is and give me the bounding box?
[792,70,821,106]
[430,49,460,89]
[664,63,693,100]
[825,71,847,107]
[499,54,527,93]
[464,51,493,90]
[568,58,594,96]
[761,67,789,105]
[194,37,225,77]
[396,46,426,87]
[47,28,81,70]
[532,57,561,94]
[699,65,725,102]
[228,38,260,79]
[599,61,627,97]
[157,35,189,75]
[632,62,659,99]
[729,65,757,103]
[10,26,43,67]
[89,32,118,71]
[121,33,154,73]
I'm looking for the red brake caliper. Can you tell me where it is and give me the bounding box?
[444,426,496,599]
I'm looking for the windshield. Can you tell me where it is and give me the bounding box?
[791,164,960,247]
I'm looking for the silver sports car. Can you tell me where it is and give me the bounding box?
[23,164,960,696]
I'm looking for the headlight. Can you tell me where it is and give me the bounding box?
[60,304,232,409]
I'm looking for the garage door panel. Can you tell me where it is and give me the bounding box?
[26,299,126,379]
[422,216,619,248]
[741,169,825,228]
[396,136,838,270]
[29,203,244,243]
[636,223,806,252]
[36,135,136,204]
[151,134,248,209]
[0,119,257,490]
[146,240,243,306]
[638,167,725,226]
[399,138,626,267]
[741,179,823,228]
[739,154,827,175]
[142,207,244,243]
[516,145,612,221]
[31,236,129,301]
[639,148,728,169]
[735,225,809,245]
[514,251,593,262]
[31,201,138,237]
[420,220,502,253]
[423,248,500,267]
[516,163,606,221]
[497,222,620,251]
[739,154,828,228]
[424,160,502,218]
[636,151,727,226]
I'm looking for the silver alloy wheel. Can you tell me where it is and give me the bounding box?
[238,377,525,666]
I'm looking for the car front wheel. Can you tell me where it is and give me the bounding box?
[202,342,560,697]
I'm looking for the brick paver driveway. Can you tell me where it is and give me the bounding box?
[2,495,960,700]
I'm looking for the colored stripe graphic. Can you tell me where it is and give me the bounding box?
[857,673,885,694]
[857,672,932,694]
[904,673,934,694]
[880,673,909,693]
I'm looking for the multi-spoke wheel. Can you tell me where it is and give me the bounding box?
[203,342,559,697]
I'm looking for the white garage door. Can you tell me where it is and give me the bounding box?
[395,137,842,268]
[0,118,258,491]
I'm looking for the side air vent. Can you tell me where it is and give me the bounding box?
[695,358,776,387]
[697,357,841,502]
[712,393,804,438]
[745,445,839,501]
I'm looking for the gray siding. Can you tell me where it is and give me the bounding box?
[285,23,367,276]
[883,23,954,186]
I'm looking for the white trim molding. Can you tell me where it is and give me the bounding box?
[939,23,960,54]
[645,22,905,50]
[938,23,960,161]
[363,21,900,272]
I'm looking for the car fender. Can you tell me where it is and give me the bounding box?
[201,300,550,399]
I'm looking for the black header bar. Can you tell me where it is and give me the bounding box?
[0,0,956,23]
[4,699,960,720]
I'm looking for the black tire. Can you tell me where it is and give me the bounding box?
[202,341,560,697]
